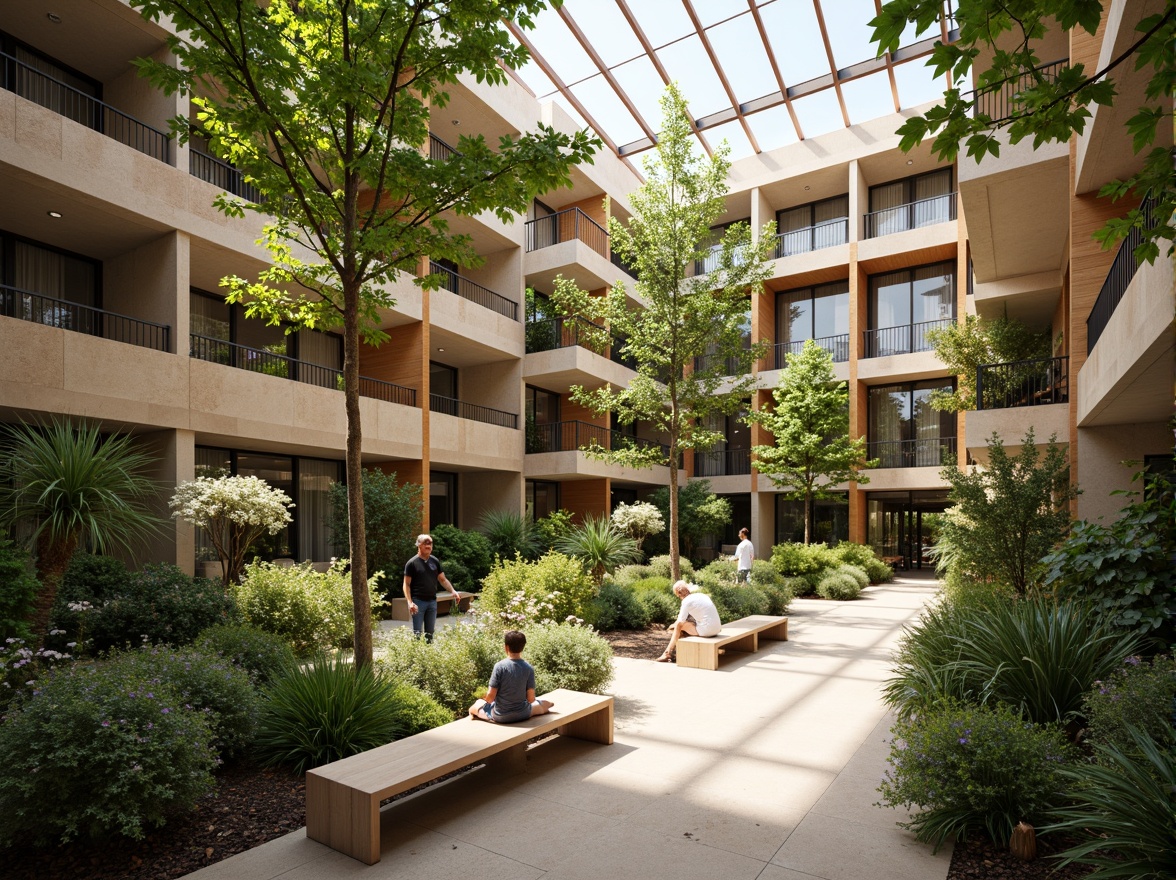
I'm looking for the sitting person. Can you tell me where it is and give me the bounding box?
[469,629,554,723]
[657,580,722,662]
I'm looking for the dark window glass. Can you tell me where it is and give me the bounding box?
[430,471,457,528]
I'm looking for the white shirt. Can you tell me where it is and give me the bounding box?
[677,592,721,637]
[735,538,754,570]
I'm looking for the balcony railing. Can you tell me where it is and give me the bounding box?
[430,394,517,429]
[429,133,457,161]
[863,318,953,358]
[695,337,752,376]
[864,193,957,238]
[610,250,638,278]
[773,333,850,368]
[189,334,416,406]
[429,261,518,321]
[868,437,957,469]
[524,207,609,259]
[693,447,751,477]
[1088,194,1159,353]
[526,420,666,456]
[525,315,608,355]
[774,219,848,258]
[971,59,1067,123]
[2,284,170,351]
[977,356,1069,410]
[189,149,263,203]
[1,50,170,163]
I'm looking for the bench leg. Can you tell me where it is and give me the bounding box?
[675,639,718,670]
[558,704,614,744]
[761,619,788,641]
[726,632,758,654]
[306,774,381,865]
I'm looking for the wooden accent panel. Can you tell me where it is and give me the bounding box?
[561,479,609,522]
[562,395,608,427]
[567,194,607,227]
[360,323,424,391]
[766,263,850,292]
[857,241,957,275]
[754,287,775,371]
[848,246,867,544]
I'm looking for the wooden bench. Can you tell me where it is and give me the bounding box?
[676,614,789,670]
[389,590,475,621]
[882,555,904,571]
[305,687,613,864]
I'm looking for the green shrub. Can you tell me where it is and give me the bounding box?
[0,660,216,845]
[0,540,37,642]
[759,581,794,616]
[646,555,693,581]
[612,564,654,588]
[707,582,770,622]
[431,523,494,589]
[838,564,869,590]
[629,575,672,594]
[1084,654,1176,757]
[525,623,614,695]
[700,557,737,582]
[326,468,422,597]
[193,623,296,686]
[108,645,259,759]
[833,543,893,584]
[636,588,678,625]
[60,552,129,600]
[750,558,784,587]
[377,623,501,717]
[254,652,406,773]
[477,552,596,626]
[770,542,838,580]
[480,509,540,561]
[588,581,649,631]
[386,681,455,736]
[234,560,381,656]
[877,702,1072,851]
[534,509,576,554]
[817,572,861,600]
[782,575,811,597]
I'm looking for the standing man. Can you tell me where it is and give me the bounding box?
[735,527,754,583]
[403,533,461,642]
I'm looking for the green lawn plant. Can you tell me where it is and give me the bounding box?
[193,623,297,686]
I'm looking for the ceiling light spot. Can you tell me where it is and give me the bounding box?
[47,210,62,218]
[47,12,62,23]
[906,159,914,165]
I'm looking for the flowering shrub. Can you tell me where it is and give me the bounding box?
[877,702,1072,850]
[170,475,293,585]
[193,623,296,686]
[234,560,381,656]
[476,552,596,626]
[0,660,216,845]
[610,501,664,551]
[0,634,74,710]
[526,623,614,695]
[1084,654,1176,758]
[377,623,502,717]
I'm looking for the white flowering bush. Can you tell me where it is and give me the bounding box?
[476,553,595,626]
[170,475,293,585]
[610,501,664,551]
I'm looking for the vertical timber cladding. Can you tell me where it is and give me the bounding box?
[560,194,610,260]
[848,246,869,544]
[561,479,610,523]
[955,206,969,472]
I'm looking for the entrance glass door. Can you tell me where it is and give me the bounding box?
[866,491,949,569]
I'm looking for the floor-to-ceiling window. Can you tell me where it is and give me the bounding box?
[774,494,849,546]
[1,232,100,334]
[526,480,561,521]
[865,262,955,357]
[525,385,561,452]
[694,405,751,476]
[429,471,457,528]
[866,490,950,569]
[868,380,957,468]
[776,279,850,366]
[775,194,849,256]
[866,169,953,237]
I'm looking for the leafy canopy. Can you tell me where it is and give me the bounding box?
[926,314,1053,411]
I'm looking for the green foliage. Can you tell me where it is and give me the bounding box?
[525,623,615,695]
[770,541,840,582]
[705,582,771,622]
[193,623,297,686]
[609,501,664,552]
[1042,469,1176,648]
[646,555,694,581]
[327,469,422,595]
[386,681,455,737]
[0,540,37,641]
[431,523,494,590]
[612,564,654,588]
[839,564,870,590]
[832,543,894,584]
[816,572,862,601]
[925,314,1052,411]
[588,581,650,631]
[1046,727,1176,880]
[938,430,1076,594]
[781,576,812,597]
[877,702,1073,851]
[1084,655,1176,757]
[635,587,679,625]
[645,482,730,561]
[556,515,642,585]
[477,553,596,627]
[254,652,406,774]
[480,509,540,561]
[533,509,576,554]
[108,645,259,759]
[884,595,1143,726]
[234,560,381,656]
[377,623,501,717]
[749,340,874,543]
[0,659,216,845]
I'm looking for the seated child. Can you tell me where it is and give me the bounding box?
[469,629,554,723]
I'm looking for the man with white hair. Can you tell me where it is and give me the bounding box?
[657,579,721,662]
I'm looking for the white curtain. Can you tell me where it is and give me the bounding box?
[299,460,341,563]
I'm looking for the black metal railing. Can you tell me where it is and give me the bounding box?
[525,315,609,355]
[189,149,263,203]
[868,437,957,469]
[1,284,170,351]
[864,193,957,238]
[430,394,517,428]
[971,59,1067,123]
[773,333,850,368]
[694,335,752,375]
[524,207,610,258]
[526,420,666,456]
[429,133,457,161]
[1088,194,1159,353]
[429,261,518,321]
[693,447,752,477]
[863,318,953,358]
[977,356,1069,410]
[609,333,638,370]
[189,333,416,406]
[1,50,170,163]
[774,219,849,258]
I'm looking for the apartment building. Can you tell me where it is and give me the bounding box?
[1,1,1170,575]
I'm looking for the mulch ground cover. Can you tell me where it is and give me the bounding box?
[6,627,1095,880]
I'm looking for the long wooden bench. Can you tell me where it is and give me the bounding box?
[389,590,475,621]
[305,687,613,864]
[676,614,789,670]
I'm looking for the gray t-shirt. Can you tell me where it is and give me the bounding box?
[488,657,535,723]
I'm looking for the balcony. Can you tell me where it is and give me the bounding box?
[189,149,263,204]
[2,285,170,351]
[525,315,609,355]
[694,447,751,477]
[971,60,1066,124]
[774,219,848,258]
[525,207,609,257]
[430,394,516,429]
[189,334,416,406]
[429,261,518,321]
[977,356,1069,410]
[1,50,170,163]
[868,437,957,469]
[429,133,457,161]
[1087,194,1159,354]
[773,334,849,368]
[864,193,957,239]
[863,318,952,358]
[526,420,665,456]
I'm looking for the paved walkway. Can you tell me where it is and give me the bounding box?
[187,574,949,880]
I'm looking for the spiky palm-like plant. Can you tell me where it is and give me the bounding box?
[557,515,642,586]
[0,420,163,639]
[479,508,540,561]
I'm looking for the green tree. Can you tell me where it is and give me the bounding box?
[871,0,1175,262]
[747,340,876,544]
[550,84,773,581]
[0,420,163,641]
[646,480,731,562]
[925,314,1053,411]
[939,428,1077,594]
[131,0,598,667]
[326,469,423,595]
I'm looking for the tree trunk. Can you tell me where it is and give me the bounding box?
[803,490,812,545]
[29,531,80,646]
[343,274,372,669]
[668,433,681,582]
